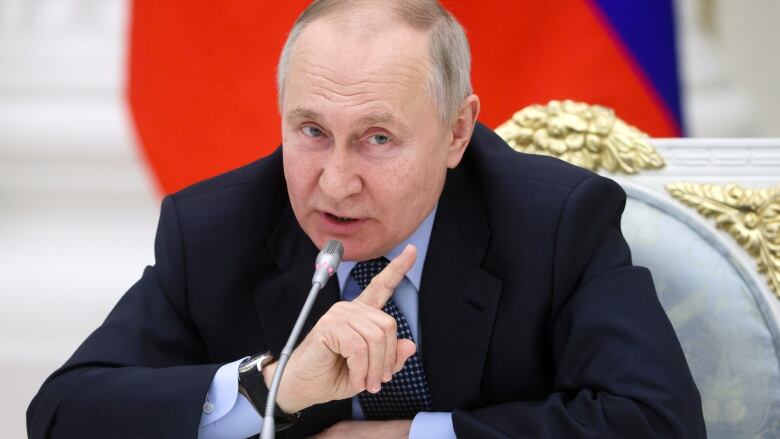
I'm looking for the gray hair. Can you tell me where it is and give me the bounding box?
[276,0,472,124]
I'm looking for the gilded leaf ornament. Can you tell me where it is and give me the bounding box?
[495,100,665,173]
[667,182,780,297]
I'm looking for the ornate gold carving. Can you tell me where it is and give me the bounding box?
[495,100,665,173]
[667,182,780,297]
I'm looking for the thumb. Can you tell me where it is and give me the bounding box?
[393,338,417,373]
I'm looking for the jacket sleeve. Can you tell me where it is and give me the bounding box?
[452,175,707,438]
[27,196,221,439]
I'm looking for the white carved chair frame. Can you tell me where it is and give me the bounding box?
[496,101,780,437]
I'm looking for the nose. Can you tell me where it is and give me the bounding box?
[318,141,362,201]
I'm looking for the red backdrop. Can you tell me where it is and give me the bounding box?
[128,1,677,194]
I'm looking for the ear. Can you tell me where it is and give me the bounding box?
[446,94,481,169]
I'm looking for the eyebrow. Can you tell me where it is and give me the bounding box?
[286,108,397,127]
[287,108,321,121]
[357,112,396,126]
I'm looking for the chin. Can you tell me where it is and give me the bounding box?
[341,239,392,262]
[339,243,377,262]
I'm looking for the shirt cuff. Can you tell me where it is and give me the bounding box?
[409,411,456,439]
[198,357,263,439]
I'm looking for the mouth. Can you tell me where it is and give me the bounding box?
[323,212,359,223]
[317,211,368,234]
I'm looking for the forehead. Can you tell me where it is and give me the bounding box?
[282,15,433,118]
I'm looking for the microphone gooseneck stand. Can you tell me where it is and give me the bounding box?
[261,239,343,439]
[262,281,323,439]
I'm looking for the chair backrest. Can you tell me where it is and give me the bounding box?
[496,102,780,436]
[620,180,780,438]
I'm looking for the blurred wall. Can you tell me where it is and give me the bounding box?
[678,0,780,136]
[1,0,779,437]
[0,1,158,437]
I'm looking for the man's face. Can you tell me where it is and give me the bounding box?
[282,16,462,261]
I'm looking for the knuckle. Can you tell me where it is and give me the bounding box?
[351,340,367,355]
[378,277,394,290]
[366,327,384,344]
[381,315,397,333]
[314,332,328,345]
[317,313,336,328]
[318,312,332,324]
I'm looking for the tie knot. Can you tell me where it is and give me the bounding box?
[351,257,390,290]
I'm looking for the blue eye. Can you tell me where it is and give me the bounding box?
[302,126,323,137]
[367,134,390,145]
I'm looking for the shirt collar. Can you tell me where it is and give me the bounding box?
[336,205,437,292]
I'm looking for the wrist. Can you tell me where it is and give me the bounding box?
[238,353,300,431]
[262,360,308,413]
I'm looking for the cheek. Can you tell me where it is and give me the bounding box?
[283,150,320,202]
[381,158,434,208]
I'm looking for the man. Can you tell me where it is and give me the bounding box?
[28,0,706,437]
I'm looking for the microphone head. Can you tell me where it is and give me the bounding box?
[323,239,344,258]
[312,240,344,286]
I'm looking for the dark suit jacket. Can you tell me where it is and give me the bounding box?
[27,123,706,438]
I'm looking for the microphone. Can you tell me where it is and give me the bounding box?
[262,239,344,439]
[312,239,344,286]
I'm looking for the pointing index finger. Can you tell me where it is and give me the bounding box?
[355,244,417,309]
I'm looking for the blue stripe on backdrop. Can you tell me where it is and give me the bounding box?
[591,0,684,134]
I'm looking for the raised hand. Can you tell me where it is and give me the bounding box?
[263,244,418,413]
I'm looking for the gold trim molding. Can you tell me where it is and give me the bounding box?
[667,182,780,297]
[495,100,665,174]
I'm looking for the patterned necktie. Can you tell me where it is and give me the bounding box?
[350,258,432,420]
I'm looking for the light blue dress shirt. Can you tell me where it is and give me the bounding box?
[199,207,455,439]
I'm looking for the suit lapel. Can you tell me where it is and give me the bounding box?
[420,160,503,411]
[254,204,340,354]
